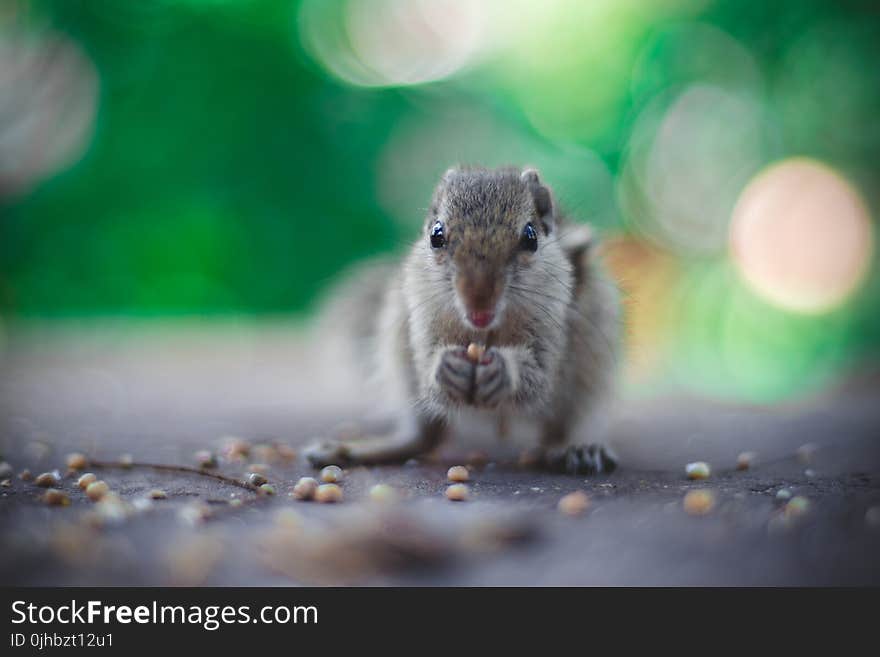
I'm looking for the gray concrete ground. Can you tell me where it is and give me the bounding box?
[1,324,879,586]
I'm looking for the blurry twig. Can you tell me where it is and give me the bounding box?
[89,460,257,493]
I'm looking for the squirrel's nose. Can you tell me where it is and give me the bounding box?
[456,266,499,328]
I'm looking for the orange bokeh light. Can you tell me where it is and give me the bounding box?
[729,158,873,314]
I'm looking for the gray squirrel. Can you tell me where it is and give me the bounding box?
[305,166,620,474]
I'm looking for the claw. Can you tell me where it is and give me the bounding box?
[436,347,476,403]
[472,347,511,407]
[545,444,617,475]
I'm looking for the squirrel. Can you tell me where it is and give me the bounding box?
[304,165,620,474]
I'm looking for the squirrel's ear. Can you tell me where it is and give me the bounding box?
[438,166,463,194]
[559,223,593,259]
[441,166,461,183]
[561,224,595,289]
[428,166,460,220]
[521,167,554,234]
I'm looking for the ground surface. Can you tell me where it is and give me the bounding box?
[1,324,879,586]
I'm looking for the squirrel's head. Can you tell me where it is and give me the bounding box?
[421,166,577,332]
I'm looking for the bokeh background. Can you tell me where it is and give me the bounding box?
[1,0,879,404]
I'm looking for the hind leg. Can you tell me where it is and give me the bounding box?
[539,419,617,475]
[542,442,617,475]
[304,414,446,468]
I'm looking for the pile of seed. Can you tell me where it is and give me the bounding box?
[289,466,346,504]
[291,477,319,500]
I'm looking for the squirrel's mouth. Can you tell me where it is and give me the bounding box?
[468,309,495,329]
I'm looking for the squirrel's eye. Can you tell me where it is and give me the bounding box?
[520,222,538,253]
[430,221,446,249]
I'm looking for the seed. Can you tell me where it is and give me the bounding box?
[220,437,251,460]
[178,502,212,526]
[368,483,397,503]
[247,472,268,487]
[195,450,217,469]
[466,342,485,363]
[446,483,469,502]
[0,461,13,478]
[66,453,88,470]
[259,483,276,496]
[119,454,133,469]
[736,452,757,470]
[275,508,302,529]
[315,483,343,503]
[229,498,244,508]
[85,480,110,501]
[0,479,10,488]
[775,488,792,502]
[77,473,97,490]
[447,465,470,483]
[796,443,817,464]
[34,471,60,488]
[685,461,711,480]
[19,469,33,481]
[43,488,70,506]
[558,491,591,516]
[460,515,538,553]
[683,489,715,515]
[251,444,279,464]
[84,495,130,527]
[784,496,810,519]
[148,489,167,500]
[132,498,153,512]
[320,465,344,483]
[291,477,319,501]
[465,450,489,468]
[276,444,297,463]
[767,513,791,535]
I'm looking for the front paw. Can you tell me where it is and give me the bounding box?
[472,348,512,407]
[435,346,475,404]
